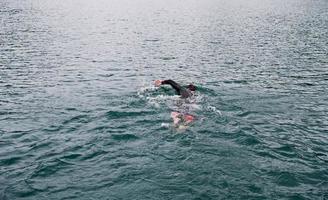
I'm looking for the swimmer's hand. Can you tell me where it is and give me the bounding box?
[154,80,163,87]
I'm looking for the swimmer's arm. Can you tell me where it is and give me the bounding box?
[161,80,183,95]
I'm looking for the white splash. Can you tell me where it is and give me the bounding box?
[206,106,222,116]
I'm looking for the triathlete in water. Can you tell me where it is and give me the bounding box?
[154,79,197,127]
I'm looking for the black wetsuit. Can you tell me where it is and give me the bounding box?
[161,80,192,98]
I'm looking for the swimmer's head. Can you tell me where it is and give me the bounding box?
[187,84,196,91]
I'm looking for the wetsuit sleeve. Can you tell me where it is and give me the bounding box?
[161,80,191,98]
[161,80,183,95]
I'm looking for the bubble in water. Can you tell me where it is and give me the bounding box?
[161,123,170,128]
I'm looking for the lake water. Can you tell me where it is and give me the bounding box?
[1,0,328,199]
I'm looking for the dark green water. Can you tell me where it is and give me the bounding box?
[1,0,328,199]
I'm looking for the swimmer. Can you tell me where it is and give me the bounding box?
[155,79,197,127]
[154,79,196,98]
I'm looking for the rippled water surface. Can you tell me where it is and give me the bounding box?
[1,0,328,199]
